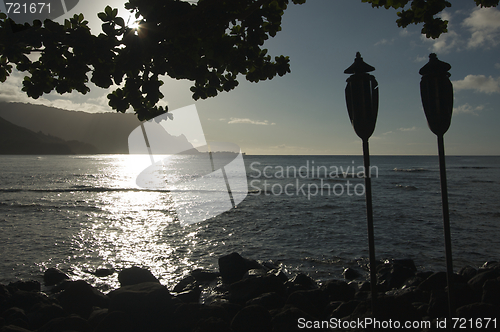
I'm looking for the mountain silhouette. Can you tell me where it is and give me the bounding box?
[0,102,141,153]
[0,102,198,154]
[0,116,98,154]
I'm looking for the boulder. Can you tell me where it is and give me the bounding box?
[193,317,231,332]
[56,280,109,318]
[218,253,263,284]
[342,268,361,281]
[93,311,135,332]
[11,290,51,312]
[231,305,272,332]
[229,275,286,304]
[286,289,329,319]
[117,267,159,287]
[43,268,69,287]
[173,303,230,332]
[246,292,285,310]
[0,326,32,332]
[173,275,197,293]
[468,270,500,293]
[0,307,28,329]
[377,260,416,290]
[417,272,465,292]
[320,280,355,302]
[191,269,220,283]
[108,282,175,318]
[329,300,360,319]
[482,278,500,305]
[271,307,316,332]
[93,269,114,278]
[7,281,40,293]
[456,302,500,319]
[37,315,91,332]
[458,265,477,282]
[25,303,66,330]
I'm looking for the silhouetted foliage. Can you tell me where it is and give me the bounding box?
[0,0,497,120]
[363,0,499,38]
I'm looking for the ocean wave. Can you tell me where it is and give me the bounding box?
[0,187,170,193]
[393,168,430,172]
[395,184,418,190]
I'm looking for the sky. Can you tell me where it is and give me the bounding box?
[1,0,500,155]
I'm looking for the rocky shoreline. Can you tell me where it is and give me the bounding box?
[1,252,500,331]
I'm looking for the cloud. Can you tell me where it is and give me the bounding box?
[452,75,500,94]
[453,103,484,115]
[495,63,500,69]
[226,118,276,125]
[414,55,428,63]
[422,30,461,54]
[398,126,417,132]
[0,70,115,113]
[374,38,394,46]
[462,7,500,49]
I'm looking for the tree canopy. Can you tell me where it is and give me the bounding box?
[0,0,498,120]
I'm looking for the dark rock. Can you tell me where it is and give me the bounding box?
[417,272,465,292]
[173,303,230,332]
[286,289,329,319]
[0,326,32,332]
[320,280,355,302]
[43,268,69,287]
[193,317,231,332]
[25,303,66,330]
[427,289,448,318]
[191,269,220,283]
[218,253,263,285]
[93,269,114,278]
[401,276,424,288]
[57,280,109,318]
[342,268,361,281]
[37,315,91,332]
[7,281,40,293]
[173,275,197,293]
[289,273,318,290]
[458,265,477,282]
[1,308,27,329]
[454,282,481,308]
[456,302,500,319]
[377,261,416,290]
[11,290,50,312]
[108,282,175,320]
[468,270,500,293]
[351,295,421,321]
[175,286,201,303]
[271,307,317,332]
[479,261,500,271]
[329,300,360,319]
[87,308,108,329]
[482,278,500,305]
[269,269,289,283]
[229,275,286,305]
[231,305,272,332]
[117,267,159,287]
[243,269,267,279]
[94,311,135,332]
[246,292,285,311]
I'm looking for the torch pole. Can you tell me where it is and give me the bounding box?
[437,134,455,326]
[362,139,377,318]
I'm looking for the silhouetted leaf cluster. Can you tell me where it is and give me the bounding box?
[0,0,497,120]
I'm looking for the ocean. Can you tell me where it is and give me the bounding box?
[1,154,500,292]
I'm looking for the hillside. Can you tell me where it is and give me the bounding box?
[0,116,98,154]
[0,103,142,154]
